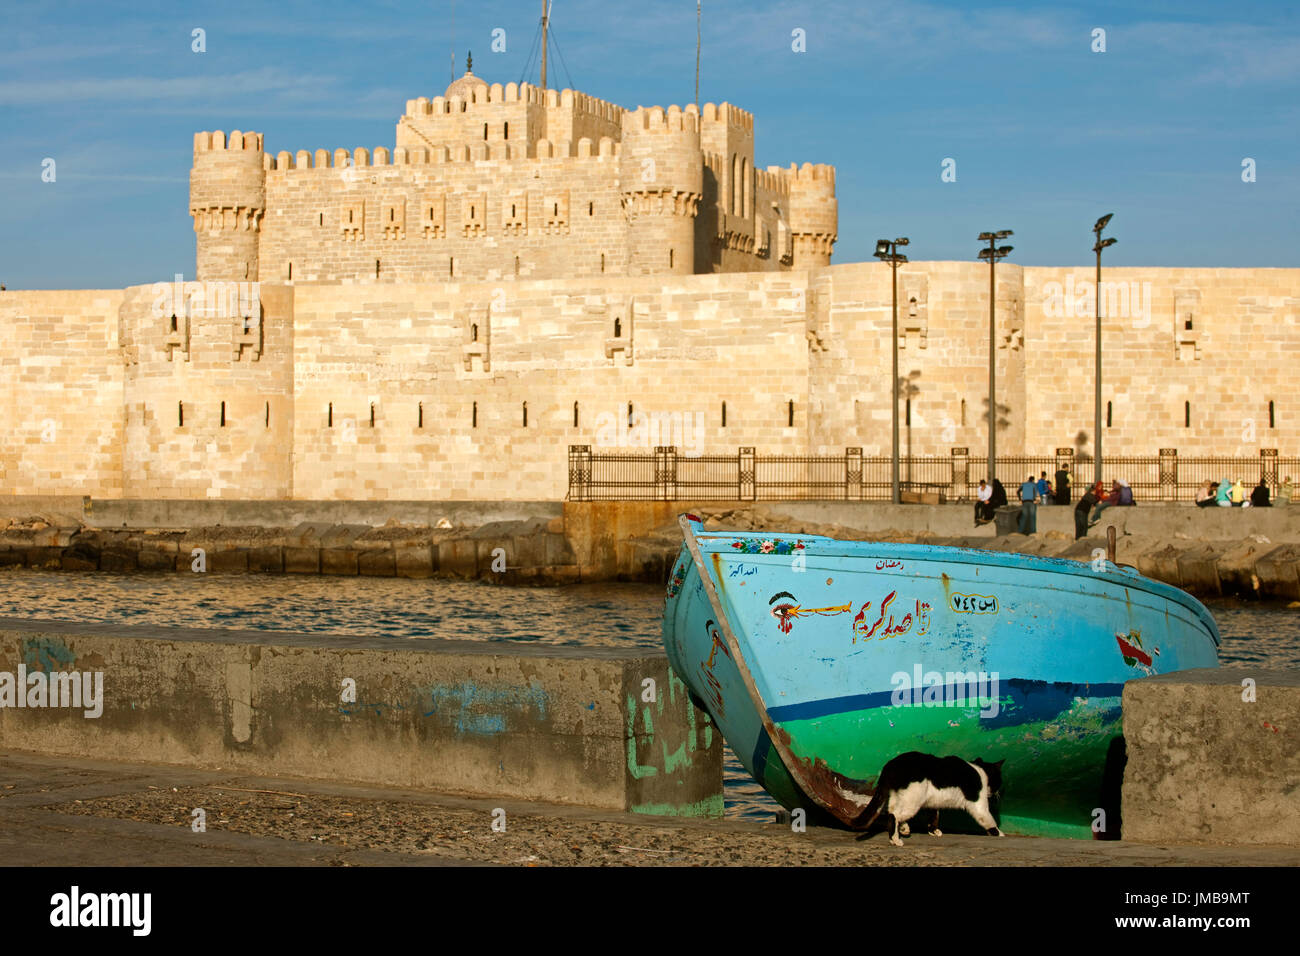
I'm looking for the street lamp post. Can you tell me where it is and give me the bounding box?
[874,237,910,504]
[977,231,1013,487]
[1092,214,1117,487]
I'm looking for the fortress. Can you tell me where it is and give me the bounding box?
[1,67,1298,501]
[191,62,837,287]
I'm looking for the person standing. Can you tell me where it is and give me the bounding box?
[1055,464,1071,505]
[1018,474,1039,535]
[1036,471,1053,504]
[1278,476,1293,506]
[1075,483,1098,539]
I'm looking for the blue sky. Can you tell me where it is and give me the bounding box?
[2,0,1296,288]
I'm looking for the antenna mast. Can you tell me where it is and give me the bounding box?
[450,0,455,83]
[695,1,701,106]
[540,0,550,89]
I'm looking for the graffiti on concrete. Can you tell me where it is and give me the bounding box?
[626,668,714,780]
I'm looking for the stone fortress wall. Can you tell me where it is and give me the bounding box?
[3,263,1296,501]
[1,71,1297,501]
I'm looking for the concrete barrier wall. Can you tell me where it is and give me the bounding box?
[562,500,1300,581]
[5,495,1297,541]
[0,619,723,817]
[1123,667,1300,846]
[0,496,561,530]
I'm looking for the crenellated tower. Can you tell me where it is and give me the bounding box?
[619,105,702,276]
[191,130,266,282]
[186,77,832,285]
[787,163,837,268]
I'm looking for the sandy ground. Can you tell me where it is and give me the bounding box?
[4,751,1298,867]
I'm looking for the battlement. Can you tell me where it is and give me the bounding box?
[264,137,620,173]
[194,130,264,155]
[700,102,753,132]
[622,104,700,134]
[403,83,624,123]
[789,162,835,186]
[405,81,537,115]
[755,165,792,196]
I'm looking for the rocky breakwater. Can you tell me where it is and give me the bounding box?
[622,508,1300,601]
[0,515,580,585]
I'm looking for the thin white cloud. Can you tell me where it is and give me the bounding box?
[0,67,332,106]
[1124,20,1300,87]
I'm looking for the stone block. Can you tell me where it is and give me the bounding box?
[22,547,64,569]
[285,547,321,574]
[394,544,433,578]
[320,525,371,549]
[438,538,479,578]
[321,549,358,575]
[287,522,333,547]
[1123,667,1300,846]
[358,549,396,576]
[510,533,546,570]
[247,546,284,573]
[543,532,577,567]
[1176,544,1223,597]
[100,549,138,572]
[1216,540,1268,596]
[137,549,175,571]
[1255,545,1300,601]
[207,549,248,573]
[1136,544,1182,588]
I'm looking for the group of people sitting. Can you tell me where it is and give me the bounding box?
[1194,476,1293,508]
[973,470,1295,538]
[1073,479,1134,539]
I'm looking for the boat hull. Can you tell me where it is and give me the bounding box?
[663,521,1220,839]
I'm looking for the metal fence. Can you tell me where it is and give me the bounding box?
[567,445,1300,503]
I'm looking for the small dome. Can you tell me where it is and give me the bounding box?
[445,54,488,101]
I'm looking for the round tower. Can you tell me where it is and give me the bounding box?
[787,163,837,268]
[619,106,702,276]
[190,130,266,282]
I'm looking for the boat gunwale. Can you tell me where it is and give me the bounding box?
[692,531,1221,647]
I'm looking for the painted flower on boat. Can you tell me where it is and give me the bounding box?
[666,561,689,598]
[729,538,806,555]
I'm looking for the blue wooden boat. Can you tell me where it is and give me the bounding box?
[662,515,1221,838]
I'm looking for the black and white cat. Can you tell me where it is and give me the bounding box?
[849,751,1005,846]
